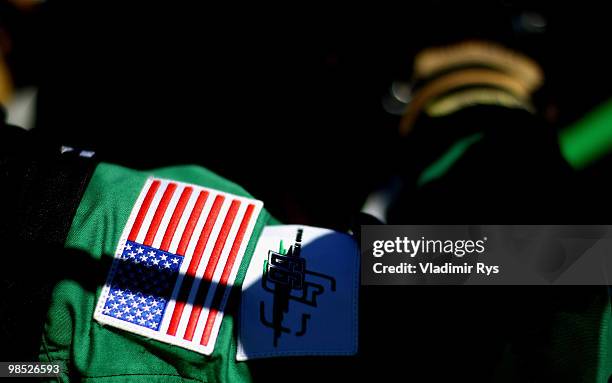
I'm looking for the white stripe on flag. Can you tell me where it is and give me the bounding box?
[158,190,216,334]
[205,203,258,347]
[192,201,248,343]
[176,196,232,339]
[135,180,170,244]
[151,184,184,249]
[167,187,200,255]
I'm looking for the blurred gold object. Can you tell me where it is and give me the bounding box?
[414,41,543,92]
[426,88,532,118]
[399,41,543,135]
[0,53,14,105]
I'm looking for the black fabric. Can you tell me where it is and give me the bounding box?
[0,125,98,246]
[376,105,607,382]
[389,105,574,222]
[0,122,98,361]
[250,105,612,383]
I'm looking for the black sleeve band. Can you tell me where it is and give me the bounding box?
[0,123,98,246]
[0,119,98,361]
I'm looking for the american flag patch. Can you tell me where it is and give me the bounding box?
[93,177,263,355]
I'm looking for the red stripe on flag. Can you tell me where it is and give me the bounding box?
[190,195,226,273]
[176,190,209,256]
[143,183,177,246]
[166,194,225,336]
[183,199,240,341]
[200,309,219,345]
[200,203,255,346]
[160,187,193,251]
[127,180,161,242]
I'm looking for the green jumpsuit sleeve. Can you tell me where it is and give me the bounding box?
[39,163,274,383]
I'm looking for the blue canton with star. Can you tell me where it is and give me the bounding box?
[101,240,183,330]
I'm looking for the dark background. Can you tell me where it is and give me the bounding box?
[1,2,611,382]
[3,1,612,228]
